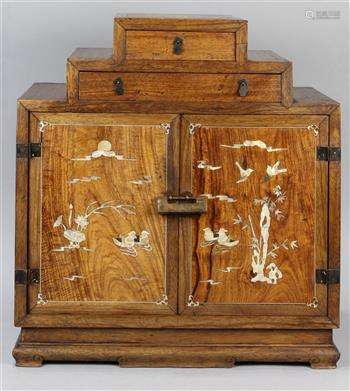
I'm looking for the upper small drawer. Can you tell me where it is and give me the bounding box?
[125,31,236,61]
[114,16,247,63]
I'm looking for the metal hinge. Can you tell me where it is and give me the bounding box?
[317,146,341,161]
[16,143,41,158]
[316,268,340,284]
[15,269,40,285]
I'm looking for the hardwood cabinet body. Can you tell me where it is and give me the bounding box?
[13,17,340,368]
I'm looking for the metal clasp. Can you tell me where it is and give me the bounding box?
[16,143,41,158]
[316,268,340,284]
[157,193,207,215]
[167,194,197,203]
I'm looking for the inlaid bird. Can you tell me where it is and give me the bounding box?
[266,161,287,178]
[217,228,239,247]
[200,279,223,286]
[203,227,216,244]
[113,231,137,249]
[138,230,152,251]
[235,161,254,183]
[197,160,221,171]
[124,231,138,247]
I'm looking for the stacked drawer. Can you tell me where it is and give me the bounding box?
[113,16,248,63]
[67,16,293,107]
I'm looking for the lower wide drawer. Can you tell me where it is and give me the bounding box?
[78,72,283,104]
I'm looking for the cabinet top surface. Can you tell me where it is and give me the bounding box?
[114,15,247,23]
[67,49,291,74]
[69,49,286,63]
[18,83,339,113]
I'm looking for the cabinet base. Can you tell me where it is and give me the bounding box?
[13,328,340,368]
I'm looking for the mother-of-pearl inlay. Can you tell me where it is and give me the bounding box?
[71,139,136,161]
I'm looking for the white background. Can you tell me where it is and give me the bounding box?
[1,1,349,390]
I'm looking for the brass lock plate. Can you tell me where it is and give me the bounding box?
[157,195,207,215]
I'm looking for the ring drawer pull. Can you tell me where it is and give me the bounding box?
[238,79,248,97]
[157,194,207,215]
[173,36,184,55]
[113,77,124,95]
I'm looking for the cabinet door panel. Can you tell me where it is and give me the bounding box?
[28,113,179,314]
[180,115,328,316]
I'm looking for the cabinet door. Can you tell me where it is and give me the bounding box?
[179,115,329,316]
[28,113,179,315]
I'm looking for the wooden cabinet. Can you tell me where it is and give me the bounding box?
[13,16,341,368]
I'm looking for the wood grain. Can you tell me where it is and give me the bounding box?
[235,23,247,63]
[69,49,291,73]
[282,64,293,107]
[28,114,41,311]
[78,72,281,103]
[113,22,126,64]
[21,327,333,344]
[328,106,341,326]
[42,124,164,302]
[20,85,334,115]
[115,16,247,32]
[66,61,78,103]
[31,113,178,312]
[180,115,329,316]
[14,103,29,325]
[13,14,342,368]
[13,328,340,368]
[314,118,329,315]
[125,30,236,61]
[113,17,247,64]
[19,312,338,329]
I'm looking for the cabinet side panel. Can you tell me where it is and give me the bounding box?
[14,103,29,324]
[28,114,42,310]
[113,22,126,64]
[66,62,79,104]
[328,107,341,326]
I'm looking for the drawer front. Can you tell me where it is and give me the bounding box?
[113,17,247,63]
[125,31,236,61]
[78,72,282,103]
